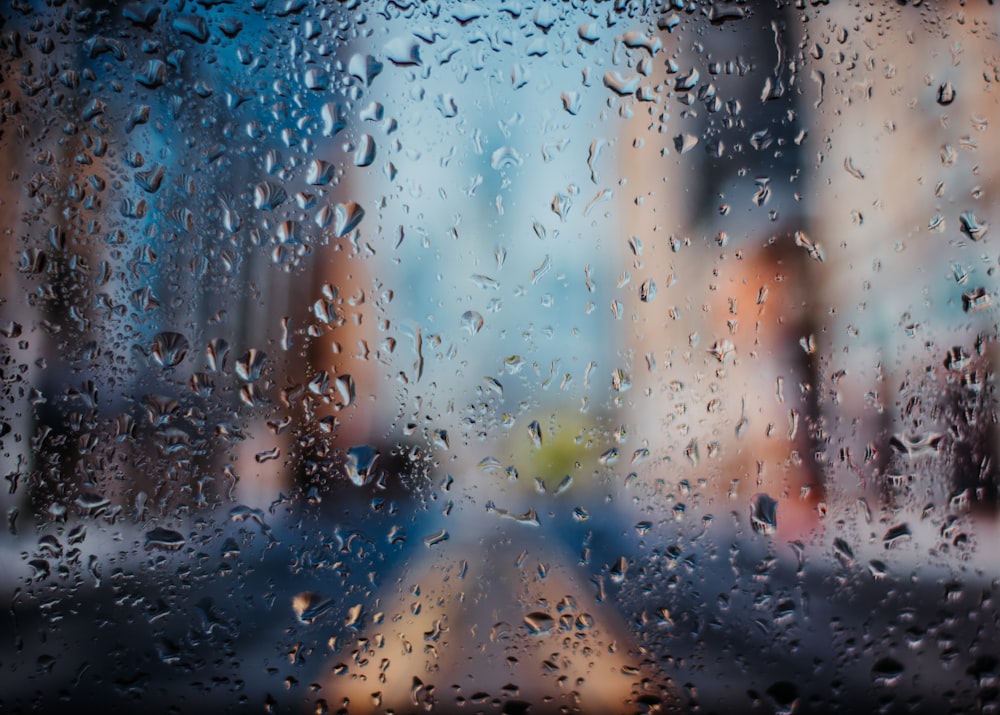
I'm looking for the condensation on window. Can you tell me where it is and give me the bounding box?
[1,1,998,713]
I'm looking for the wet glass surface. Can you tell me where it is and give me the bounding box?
[1,2,999,713]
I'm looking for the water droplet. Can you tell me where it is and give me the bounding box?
[461,311,484,335]
[944,346,970,371]
[872,657,905,685]
[583,189,612,217]
[490,147,523,171]
[867,559,888,580]
[523,612,554,635]
[578,23,600,43]
[890,432,943,458]
[451,3,484,24]
[622,31,662,55]
[527,420,542,448]
[123,2,161,29]
[206,338,229,373]
[135,164,165,193]
[219,196,242,231]
[962,287,991,313]
[511,63,530,89]
[793,230,824,262]
[253,181,287,211]
[348,53,382,86]
[949,488,971,512]
[321,102,346,137]
[423,529,449,547]
[135,59,167,88]
[345,445,379,487]
[883,523,912,548]
[530,255,551,284]
[639,279,656,303]
[598,448,619,466]
[833,537,856,567]
[750,493,778,536]
[936,81,956,106]
[292,592,335,625]
[28,559,50,580]
[959,211,988,241]
[333,202,365,238]
[675,68,700,91]
[707,339,734,363]
[151,332,189,367]
[144,527,186,551]
[76,493,110,513]
[385,36,421,66]
[843,156,865,180]
[255,447,280,464]
[306,160,334,186]
[302,68,326,90]
[603,71,640,96]
[235,349,267,381]
[334,375,356,407]
[673,133,698,154]
[561,92,581,115]
[173,14,208,43]
[765,682,798,714]
[436,94,459,118]
[709,4,746,23]
[470,274,500,291]
[354,135,375,167]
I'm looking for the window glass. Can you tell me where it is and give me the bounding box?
[2,2,998,713]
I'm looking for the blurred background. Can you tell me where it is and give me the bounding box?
[1,1,998,713]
